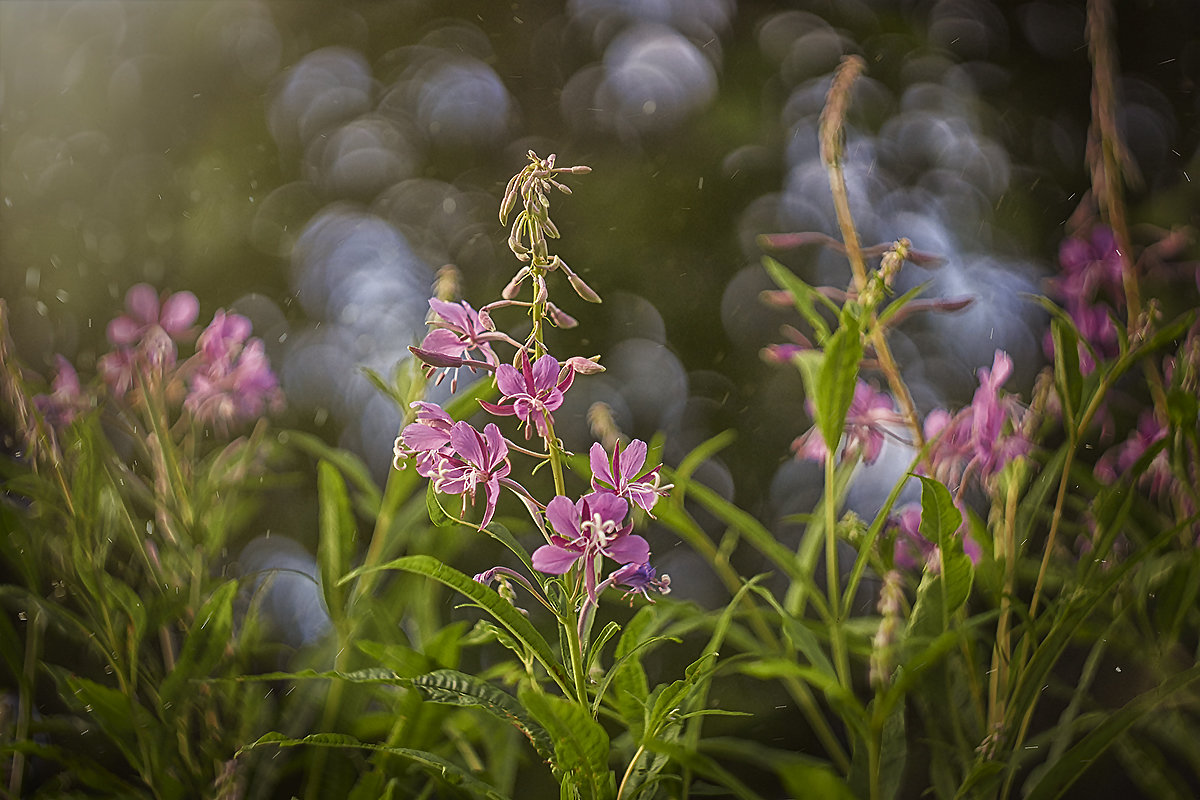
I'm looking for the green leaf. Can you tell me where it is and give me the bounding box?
[698,737,855,800]
[425,481,454,528]
[914,476,962,554]
[642,739,767,800]
[412,669,555,763]
[519,687,613,800]
[341,555,569,690]
[282,429,382,514]
[1051,317,1082,425]
[907,552,973,642]
[319,460,357,621]
[241,732,510,800]
[875,695,907,800]
[160,580,238,710]
[48,668,154,772]
[874,281,930,329]
[1023,662,1200,800]
[762,256,834,343]
[809,321,863,460]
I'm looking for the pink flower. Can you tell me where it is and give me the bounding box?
[603,561,671,604]
[429,421,512,529]
[589,439,670,516]
[411,299,506,389]
[394,401,456,472]
[1052,226,1124,308]
[197,309,253,363]
[793,380,904,465]
[183,312,283,432]
[531,492,649,603]
[924,350,1029,489]
[1095,411,1172,498]
[99,284,200,396]
[33,355,89,427]
[480,351,574,439]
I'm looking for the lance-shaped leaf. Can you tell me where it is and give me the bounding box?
[341,555,569,690]
[411,669,554,763]
[519,687,614,800]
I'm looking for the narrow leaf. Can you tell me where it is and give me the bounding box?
[412,669,555,763]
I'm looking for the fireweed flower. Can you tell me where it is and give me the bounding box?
[411,299,507,390]
[600,561,671,604]
[1094,410,1173,498]
[589,439,670,516]
[430,421,513,529]
[1052,226,1124,308]
[394,401,456,472]
[99,284,200,396]
[184,336,283,432]
[924,350,1029,490]
[181,309,283,432]
[531,492,649,603]
[197,309,253,363]
[480,351,574,439]
[1042,300,1120,375]
[33,355,89,428]
[793,380,905,465]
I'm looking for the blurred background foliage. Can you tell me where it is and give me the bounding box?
[2,0,1199,584]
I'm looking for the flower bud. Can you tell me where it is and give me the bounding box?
[568,273,602,304]
[564,355,604,375]
[546,302,578,329]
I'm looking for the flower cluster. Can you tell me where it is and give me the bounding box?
[922,349,1030,491]
[792,379,905,465]
[36,283,284,434]
[1043,226,1122,374]
[392,151,672,616]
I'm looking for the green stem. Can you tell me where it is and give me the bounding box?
[824,454,851,687]
[565,602,589,706]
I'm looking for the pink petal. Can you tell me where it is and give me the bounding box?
[495,364,525,397]
[429,298,472,331]
[421,328,468,357]
[482,423,509,469]
[605,533,650,565]
[160,291,200,334]
[449,422,485,466]
[401,424,451,452]
[532,544,581,574]
[589,442,612,486]
[107,316,141,345]
[620,440,648,482]
[531,354,560,391]
[126,284,160,324]
[545,495,580,538]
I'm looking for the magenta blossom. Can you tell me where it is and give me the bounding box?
[412,299,508,390]
[33,355,89,428]
[601,561,672,604]
[1052,226,1125,308]
[924,350,1030,490]
[793,380,904,465]
[429,421,512,529]
[589,439,671,516]
[99,284,200,396]
[1094,411,1173,498]
[197,309,253,363]
[480,351,574,439]
[394,401,456,472]
[531,492,649,603]
[1042,300,1120,375]
[184,337,283,432]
